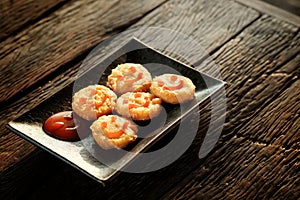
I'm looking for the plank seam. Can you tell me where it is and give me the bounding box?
[104,0,170,36]
[265,30,300,76]
[233,48,300,101]
[193,13,262,67]
[231,76,299,149]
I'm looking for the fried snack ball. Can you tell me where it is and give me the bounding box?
[90,115,138,149]
[115,92,162,121]
[72,85,117,120]
[107,63,152,94]
[150,74,195,104]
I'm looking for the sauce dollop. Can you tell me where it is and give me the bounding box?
[43,111,81,141]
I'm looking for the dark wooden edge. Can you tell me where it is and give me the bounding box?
[235,0,300,26]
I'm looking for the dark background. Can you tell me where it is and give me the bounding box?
[262,0,300,16]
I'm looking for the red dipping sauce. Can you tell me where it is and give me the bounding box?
[43,111,81,141]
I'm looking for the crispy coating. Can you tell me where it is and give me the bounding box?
[72,85,117,120]
[115,92,162,121]
[107,63,152,94]
[90,115,138,149]
[150,74,195,104]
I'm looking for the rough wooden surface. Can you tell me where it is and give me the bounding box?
[132,0,260,62]
[0,0,258,171]
[0,63,80,172]
[0,0,167,187]
[0,0,167,103]
[163,15,300,199]
[0,0,257,197]
[165,136,299,200]
[196,15,300,147]
[0,0,69,41]
[0,0,260,199]
[0,0,300,199]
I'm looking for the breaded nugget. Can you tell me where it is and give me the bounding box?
[107,63,152,94]
[115,92,162,121]
[150,74,195,104]
[72,85,117,120]
[90,115,138,149]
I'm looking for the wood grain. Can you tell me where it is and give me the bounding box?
[196,15,300,148]
[0,0,259,135]
[1,0,299,199]
[0,0,258,168]
[0,0,68,41]
[0,101,217,200]
[237,58,300,150]
[0,0,167,103]
[164,136,299,200]
[0,0,260,199]
[236,0,300,27]
[0,62,80,173]
[162,15,300,199]
[164,80,300,199]
[132,0,259,62]
[0,133,36,172]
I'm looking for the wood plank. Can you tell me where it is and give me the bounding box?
[236,0,300,27]
[0,150,51,200]
[162,16,300,199]
[132,0,260,62]
[0,0,260,199]
[0,134,36,172]
[261,0,300,17]
[162,75,300,199]
[0,0,259,135]
[0,0,259,167]
[0,63,80,171]
[0,0,69,41]
[18,14,299,200]
[163,136,299,200]
[3,1,299,200]
[196,15,300,147]
[238,59,300,150]
[0,0,167,103]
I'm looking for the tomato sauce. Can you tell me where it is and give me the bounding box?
[43,111,81,141]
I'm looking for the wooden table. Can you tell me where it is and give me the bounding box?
[0,0,299,199]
